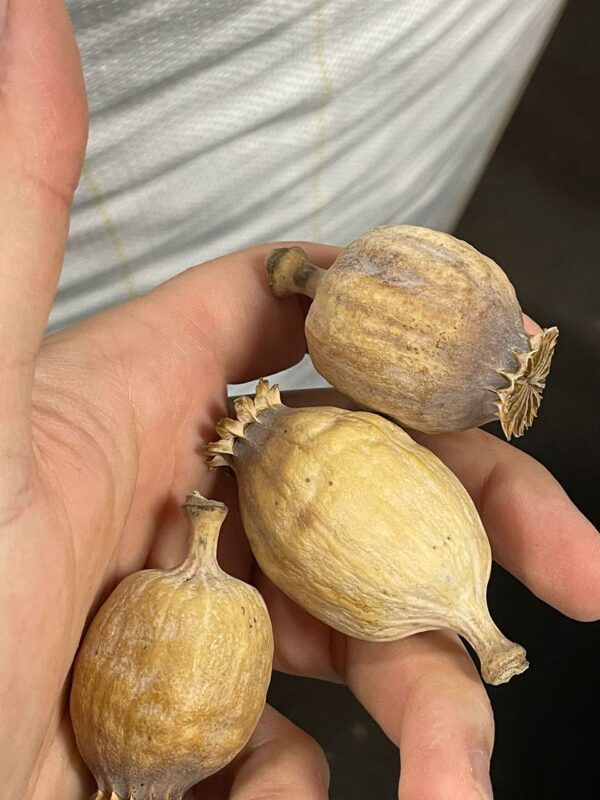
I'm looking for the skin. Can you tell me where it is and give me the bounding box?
[1,2,599,799]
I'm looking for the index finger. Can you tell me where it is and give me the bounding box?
[150,242,341,385]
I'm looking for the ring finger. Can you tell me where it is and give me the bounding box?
[345,632,495,799]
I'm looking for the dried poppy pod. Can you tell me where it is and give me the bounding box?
[266,225,558,438]
[70,493,273,800]
[207,380,528,685]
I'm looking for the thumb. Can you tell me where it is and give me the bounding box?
[0,0,87,514]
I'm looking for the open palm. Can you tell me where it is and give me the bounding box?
[2,3,599,799]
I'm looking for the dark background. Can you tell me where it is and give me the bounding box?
[268,2,600,798]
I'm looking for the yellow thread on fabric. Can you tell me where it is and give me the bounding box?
[81,163,136,297]
[311,4,332,241]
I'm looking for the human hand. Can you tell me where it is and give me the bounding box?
[2,2,599,798]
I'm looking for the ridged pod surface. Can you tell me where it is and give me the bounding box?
[207,380,528,686]
[267,225,558,438]
[70,494,273,800]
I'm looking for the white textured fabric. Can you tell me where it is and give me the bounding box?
[58,0,564,392]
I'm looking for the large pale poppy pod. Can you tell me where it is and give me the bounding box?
[207,380,528,685]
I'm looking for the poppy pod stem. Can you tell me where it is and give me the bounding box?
[177,493,228,575]
[266,246,325,299]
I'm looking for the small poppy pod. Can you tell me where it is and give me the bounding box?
[70,494,273,800]
[267,225,558,438]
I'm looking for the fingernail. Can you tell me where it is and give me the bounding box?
[471,750,494,800]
